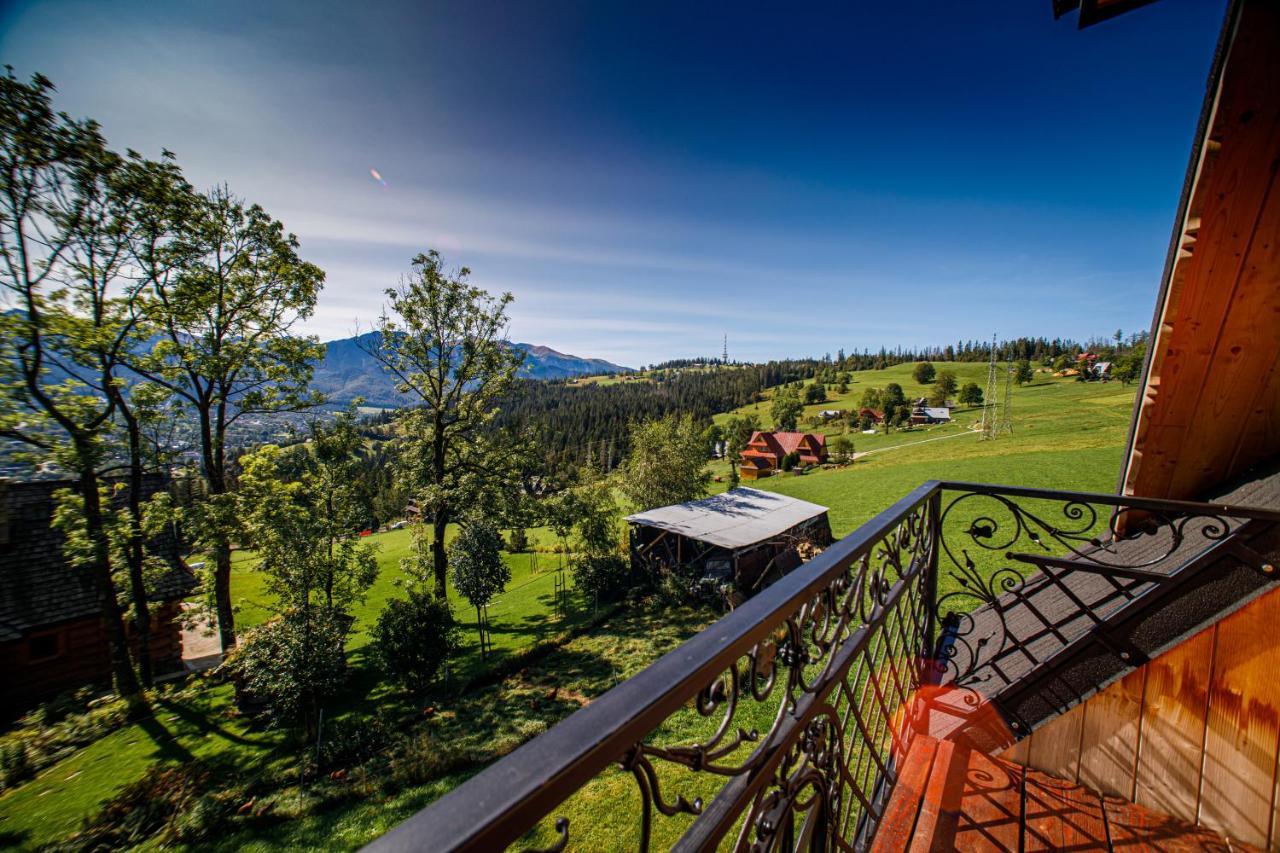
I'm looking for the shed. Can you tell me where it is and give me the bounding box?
[626,488,832,597]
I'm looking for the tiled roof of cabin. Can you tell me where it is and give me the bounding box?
[745,431,825,456]
[0,477,196,642]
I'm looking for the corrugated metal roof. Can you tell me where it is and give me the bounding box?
[624,487,829,550]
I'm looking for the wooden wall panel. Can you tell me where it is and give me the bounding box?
[1026,702,1085,783]
[1077,667,1146,800]
[1198,591,1280,848]
[1123,0,1280,501]
[1133,625,1214,825]
[1000,585,1280,847]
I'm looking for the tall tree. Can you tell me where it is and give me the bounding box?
[366,250,523,599]
[133,186,324,651]
[620,414,711,511]
[0,71,146,703]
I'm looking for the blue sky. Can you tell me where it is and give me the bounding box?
[1,0,1225,366]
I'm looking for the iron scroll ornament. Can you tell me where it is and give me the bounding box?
[527,500,937,851]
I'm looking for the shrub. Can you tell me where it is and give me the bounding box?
[780,450,801,472]
[372,591,460,695]
[63,764,210,849]
[507,527,529,552]
[0,690,133,791]
[572,553,629,600]
[316,716,392,771]
[0,741,31,790]
[224,610,348,733]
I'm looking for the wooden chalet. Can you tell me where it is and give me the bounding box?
[0,477,195,715]
[859,407,885,424]
[909,399,952,425]
[739,430,827,479]
[625,488,832,595]
[364,2,1280,850]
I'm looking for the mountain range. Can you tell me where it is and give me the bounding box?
[312,332,631,406]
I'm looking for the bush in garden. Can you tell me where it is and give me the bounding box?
[372,590,460,695]
[224,609,347,735]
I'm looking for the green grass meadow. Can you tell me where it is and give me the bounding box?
[0,362,1137,850]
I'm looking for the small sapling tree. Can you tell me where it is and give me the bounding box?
[450,519,510,659]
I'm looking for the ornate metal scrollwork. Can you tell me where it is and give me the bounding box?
[932,488,1237,688]
[579,498,939,851]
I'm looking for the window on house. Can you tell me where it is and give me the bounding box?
[28,632,60,662]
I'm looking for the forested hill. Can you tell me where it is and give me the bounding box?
[486,334,1138,477]
[492,361,822,474]
[312,332,632,405]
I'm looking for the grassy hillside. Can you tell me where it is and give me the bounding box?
[711,361,1135,533]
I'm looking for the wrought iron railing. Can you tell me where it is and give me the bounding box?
[365,481,1280,853]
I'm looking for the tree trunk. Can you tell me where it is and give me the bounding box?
[123,417,153,686]
[204,411,237,652]
[476,605,485,659]
[432,512,449,600]
[214,537,236,652]
[431,413,449,600]
[79,460,144,708]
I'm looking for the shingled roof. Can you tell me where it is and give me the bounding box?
[0,477,196,642]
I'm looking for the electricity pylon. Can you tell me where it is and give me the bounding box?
[980,335,1000,440]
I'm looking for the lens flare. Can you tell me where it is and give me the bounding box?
[370,168,387,187]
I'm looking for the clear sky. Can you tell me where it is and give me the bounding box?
[1,0,1225,367]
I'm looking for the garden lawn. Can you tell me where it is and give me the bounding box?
[0,684,293,850]
[0,526,591,851]
[223,523,585,681]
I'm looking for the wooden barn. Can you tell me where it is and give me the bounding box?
[626,488,832,596]
[738,430,827,480]
[0,477,195,715]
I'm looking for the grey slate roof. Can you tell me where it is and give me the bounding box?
[625,487,829,550]
[0,477,196,642]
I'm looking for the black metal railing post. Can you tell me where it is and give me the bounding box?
[923,488,942,660]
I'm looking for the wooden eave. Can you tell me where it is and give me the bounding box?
[1120,0,1280,502]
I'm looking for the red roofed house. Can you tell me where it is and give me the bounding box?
[739,431,827,480]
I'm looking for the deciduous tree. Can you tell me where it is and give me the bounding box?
[366,251,523,599]
[723,413,760,487]
[133,186,324,652]
[770,386,803,432]
[450,518,510,657]
[0,71,146,703]
[620,414,711,511]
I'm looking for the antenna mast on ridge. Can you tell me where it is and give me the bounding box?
[722,334,729,364]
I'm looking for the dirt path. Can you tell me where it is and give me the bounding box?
[851,428,976,461]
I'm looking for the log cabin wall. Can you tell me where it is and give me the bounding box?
[1001,583,1280,849]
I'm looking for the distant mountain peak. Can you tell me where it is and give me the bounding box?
[311,333,632,406]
